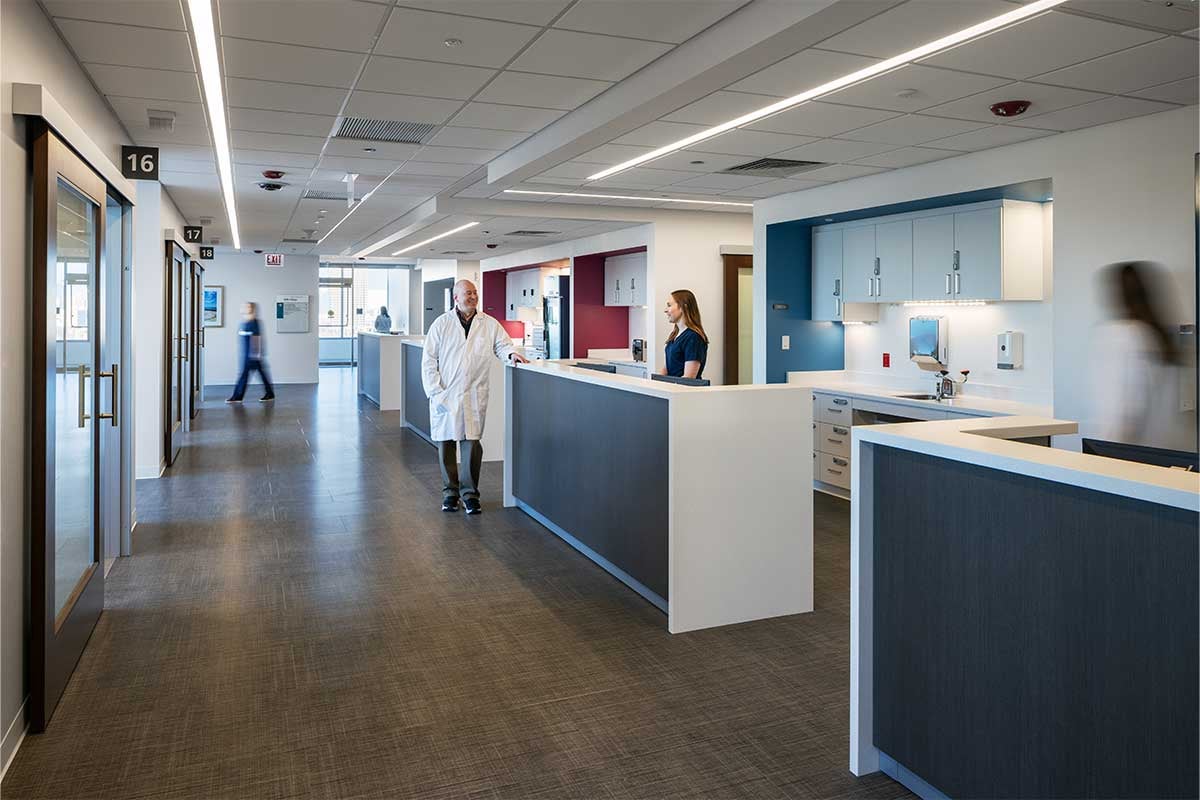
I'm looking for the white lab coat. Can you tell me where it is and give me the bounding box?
[421,310,518,442]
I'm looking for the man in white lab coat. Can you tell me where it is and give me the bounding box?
[422,279,527,514]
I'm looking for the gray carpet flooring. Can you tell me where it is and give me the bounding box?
[2,370,911,799]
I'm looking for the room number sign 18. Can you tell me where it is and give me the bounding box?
[120,145,159,180]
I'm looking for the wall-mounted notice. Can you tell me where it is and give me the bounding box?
[265,253,284,268]
[276,294,310,333]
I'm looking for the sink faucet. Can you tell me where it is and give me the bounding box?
[935,370,970,401]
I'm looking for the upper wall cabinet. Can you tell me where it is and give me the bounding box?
[813,229,878,323]
[604,252,647,307]
[506,268,555,319]
[812,199,1045,312]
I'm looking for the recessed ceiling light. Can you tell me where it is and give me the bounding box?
[185,0,240,248]
[319,209,327,215]
[894,88,920,99]
[444,38,463,47]
[391,221,480,256]
[503,189,752,207]
[363,146,377,153]
[689,160,705,165]
[586,0,1068,181]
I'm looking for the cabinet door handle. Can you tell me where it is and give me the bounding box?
[874,256,880,276]
[875,277,881,297]
[827,437,844,445]
[832,398,849,406]
[832,426,849,435]
[945,273,952,295]
[834,298,841,317]
[953,249,960,271]
[954,273,961,294]
[832,457,848,467]
[867,277,874,297]
[826,468,844,476]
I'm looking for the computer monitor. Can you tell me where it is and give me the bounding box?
[650,374,710,387]
[1081,438,1198,471]
[572,362,616,374]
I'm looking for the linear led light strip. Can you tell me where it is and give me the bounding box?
[503,189,752,207]
[185,0,240,249]
[392,221,480,256]
[587,0,1068,181]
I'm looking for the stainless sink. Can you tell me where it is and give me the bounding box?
[894,393,941,401]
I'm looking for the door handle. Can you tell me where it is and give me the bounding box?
[77,363,90,427]
[98,363,118,427]
[181,333,189,360]
[945,274,952,295]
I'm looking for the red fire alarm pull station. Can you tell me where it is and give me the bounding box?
[882,352,891,368]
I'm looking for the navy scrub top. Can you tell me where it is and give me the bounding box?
[664,328,707,379]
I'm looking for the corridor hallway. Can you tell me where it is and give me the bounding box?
[2,372,907,799]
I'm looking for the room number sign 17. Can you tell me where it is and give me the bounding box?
[120,145,159,180]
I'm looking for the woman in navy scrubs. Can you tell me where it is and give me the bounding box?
[659,289,709,379]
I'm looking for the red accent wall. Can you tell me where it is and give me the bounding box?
[481,269,507,319]
[572,250,637,358]
[499,319,525,339]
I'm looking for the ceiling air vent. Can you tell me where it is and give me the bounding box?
[441,250,473,255]
[147,109,176,133]
[504,230,560,237]
[334,117,436,144]
[302,189,364,202]
[281,238,318,244]
[721,157,827,178]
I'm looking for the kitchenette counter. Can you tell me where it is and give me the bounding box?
[503,360,815,633]
[850,414,1199,799]
[790,377,1052,418]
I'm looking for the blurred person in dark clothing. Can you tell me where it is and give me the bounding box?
[226,301,275,403]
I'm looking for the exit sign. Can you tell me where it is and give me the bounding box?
[265,253,284,268]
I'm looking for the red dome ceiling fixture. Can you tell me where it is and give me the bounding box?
[990,100,1031,117]
[261,169,285,180]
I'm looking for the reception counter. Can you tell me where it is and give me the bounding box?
[502,361,815,633]
[357,332,412,411]
[849,415,1199,799]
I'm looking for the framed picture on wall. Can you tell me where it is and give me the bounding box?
[203,285,223,327]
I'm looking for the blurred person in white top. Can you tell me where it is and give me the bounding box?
[1092,261,1185,447]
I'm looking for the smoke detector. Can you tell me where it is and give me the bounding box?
[990,100,1031,117]
[147,109,176,133]
[258,182,285,191]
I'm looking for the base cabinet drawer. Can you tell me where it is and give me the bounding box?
[815,393,853,424]
[817,422,851,458]
[818,452,851,490]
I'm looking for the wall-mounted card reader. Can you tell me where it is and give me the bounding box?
[997,331,1023,370]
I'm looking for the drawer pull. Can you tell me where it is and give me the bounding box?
[832,426,849,435]
[832,398,849,406]
[827,407,843,413]
[826,468,843,476]
[827,438,844,445]
[832,457,848,467]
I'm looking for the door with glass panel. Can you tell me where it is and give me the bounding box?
[190,261,203,418]
[30,125,110,731]
[165,242,186,462]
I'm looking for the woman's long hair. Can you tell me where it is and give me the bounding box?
[666,289,709,344]
[1107,261,1180,365]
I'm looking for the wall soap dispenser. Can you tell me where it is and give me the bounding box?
[997,331,1024,370]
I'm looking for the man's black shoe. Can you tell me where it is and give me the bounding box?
[463,497,482,515]
[442,496,460,512]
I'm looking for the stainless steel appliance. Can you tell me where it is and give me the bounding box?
[631,338,646,362]
[542,275,570,360]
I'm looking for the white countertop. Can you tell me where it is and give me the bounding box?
[806,381,1051,418]
[855,415,1199,511]
[510,359,809,400]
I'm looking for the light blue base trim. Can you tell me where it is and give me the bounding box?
[515,500,668,614]
[879,751,951,800]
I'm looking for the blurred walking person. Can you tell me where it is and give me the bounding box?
[226,301,275,403]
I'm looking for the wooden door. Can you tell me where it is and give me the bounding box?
[722,253,753,385]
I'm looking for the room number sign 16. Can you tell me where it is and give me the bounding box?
[120,145,159,180]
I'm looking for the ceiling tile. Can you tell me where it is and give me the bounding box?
[842,114,990,146]
[221,38,364,89]
[554,0,747,44]
[108,97,212,146]
[851,146,958,168]
[669,173,770,190]
[922,11,1162,79]
[46,0,185,29]
[475,71,611,110]
[574,143,657,164]
[448,102,565,132]
[591,166,697,188]
[232,150,320,168]
[663,91,779,125]
[921,81,1109,124]
[687,129,818,157]
[396,161,480,178]
[824,65,1009,113]
[1033,36,1197,94]
[218,0,388,51]
[727,178,829,198]
[343,91,463,124]
[427,126,528,150]
[1131,76,1199,104]
[796,163,889,181]
[358,56,496,99]
[323,139,422,160]
[538,162,599,179]
[56,19,193,70]
[643,150,752,172]
[1013,95,1177,131]
[748,101,900,137]
[231,108,337,137]
[417,145,502,164]
[226,77,348,114]
[818,0,1016,58]
[1062,0,1198,33]
[375,8,540,68]
[611,120,708,147]
[509,29,672,82]
[728,48,879,97]
[771,138,896,163]
[232,131,328,154]
[385,1,571,26]
[924,124,1055,151]
[87,63,201,103]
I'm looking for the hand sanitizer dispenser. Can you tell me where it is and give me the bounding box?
[997,331,1023,370]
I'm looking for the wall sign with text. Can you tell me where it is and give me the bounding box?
[265,253,284,268]
[120,145,159,180]
[183,225,203,243]
[199,246,214,260]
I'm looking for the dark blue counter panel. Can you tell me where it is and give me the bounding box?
[402,344,431,442]
[360,334,380,405]
[872,445,1198,800]
[512,368,669,601]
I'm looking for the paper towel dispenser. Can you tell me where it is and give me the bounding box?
[909,316,949,368]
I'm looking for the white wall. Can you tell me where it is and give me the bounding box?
[755,106,1197,450]
[201,253,319,385]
